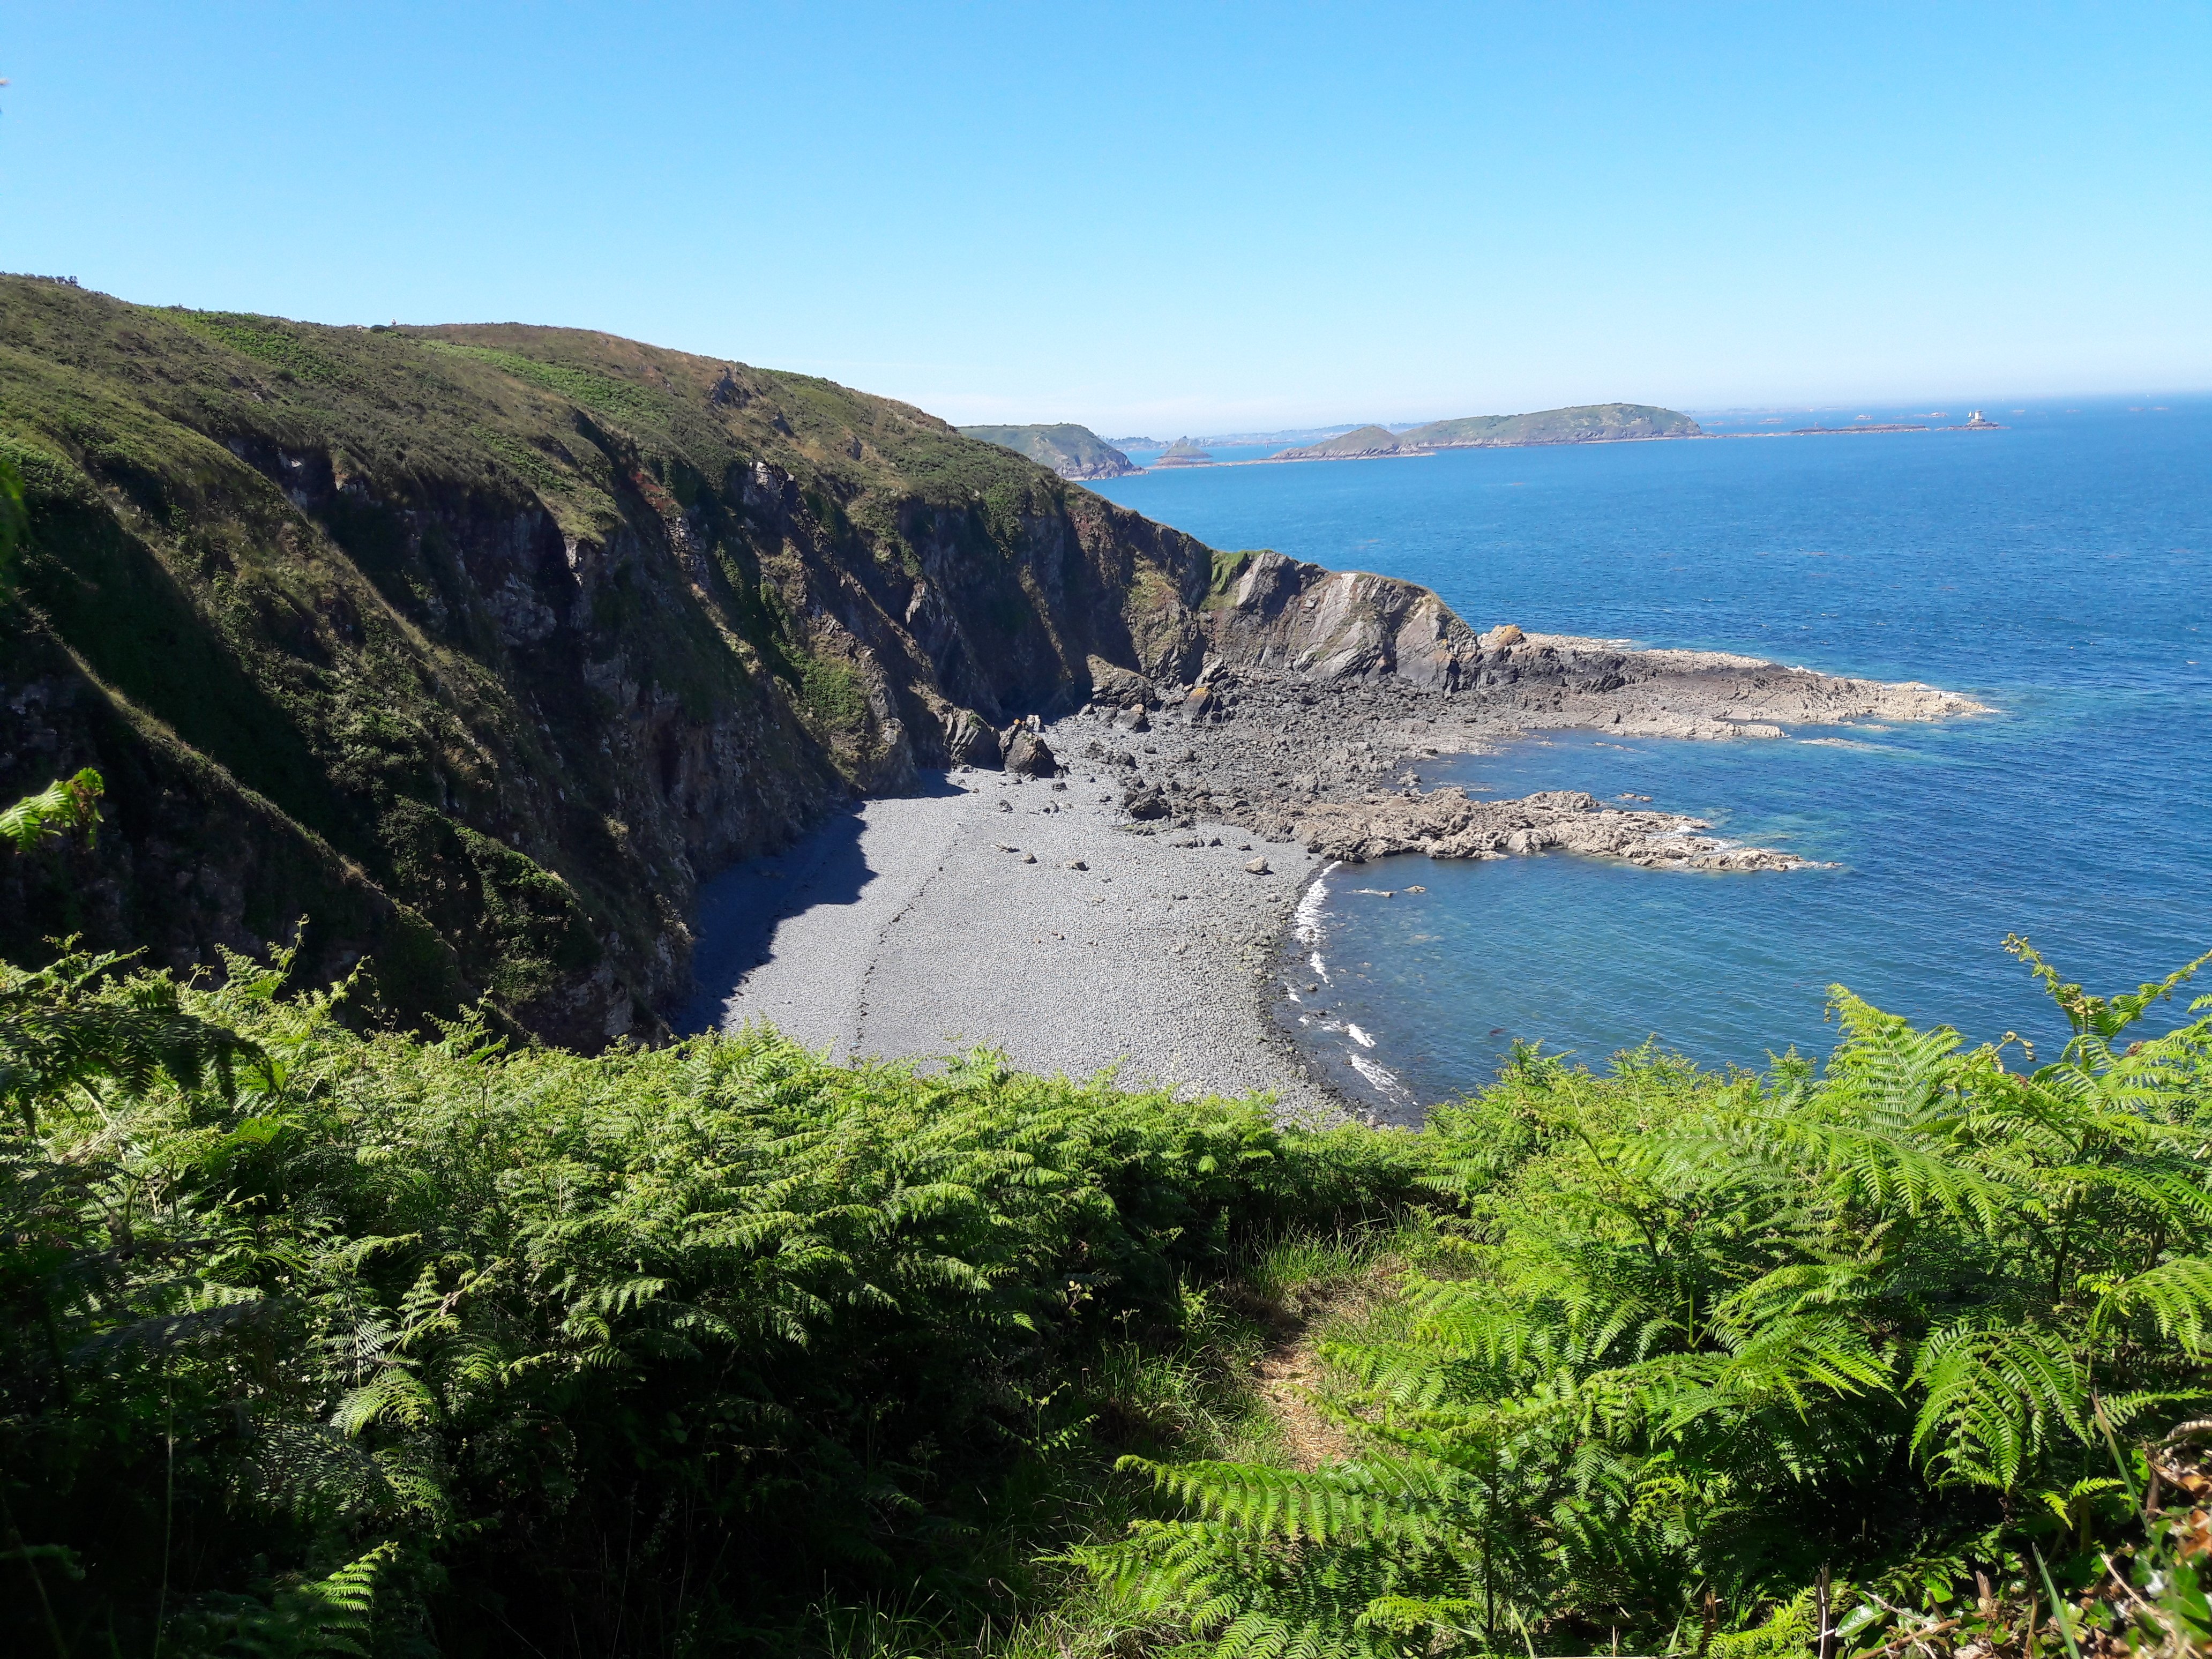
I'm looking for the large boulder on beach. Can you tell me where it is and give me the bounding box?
[1479,623,1526,651]
[1005,730,1058,778]
[1113,705,1151,733]
[1086,656,1156,708]
[1122,782,1171,819]
[940,707,1002,768]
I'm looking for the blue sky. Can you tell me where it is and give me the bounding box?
[3,2,2206,430]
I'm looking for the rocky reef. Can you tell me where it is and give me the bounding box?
[1050,550,1986,870]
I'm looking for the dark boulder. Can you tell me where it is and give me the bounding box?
[941,707,1003,768]
[1122,782,1171,820]
[1005,730,1058,778]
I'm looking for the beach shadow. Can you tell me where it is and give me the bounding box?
[676,771,969,1034]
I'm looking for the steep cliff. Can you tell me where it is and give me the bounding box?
[0,278,1218,1043]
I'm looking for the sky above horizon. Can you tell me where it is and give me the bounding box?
[4,3,2207,432]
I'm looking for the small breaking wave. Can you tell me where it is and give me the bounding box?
[1292,861,1339,945]
[1346,1022,1376,1048]
[1347,1051,1415,1105]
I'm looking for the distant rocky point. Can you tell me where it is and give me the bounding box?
[957,423,1137,480]
[1154,437,1214,468]
[1267,424,1409,460]
[1267,402,1700,462]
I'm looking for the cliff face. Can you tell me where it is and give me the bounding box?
[0,280,1216,1043]
[1195,550,1484,688]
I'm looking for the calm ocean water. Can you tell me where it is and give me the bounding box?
[1089,401,2212,1110]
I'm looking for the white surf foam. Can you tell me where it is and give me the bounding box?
[1292,861,1339,945]
[1348,1051,1415,1104]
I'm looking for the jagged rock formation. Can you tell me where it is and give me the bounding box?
[1194,550,1481,688]
[1057,563,1986,869]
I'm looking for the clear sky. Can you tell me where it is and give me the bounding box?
[4,2,2207,432]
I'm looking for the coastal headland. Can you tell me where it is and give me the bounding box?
[0,278,1984,1110]
[694,545,1986,1116]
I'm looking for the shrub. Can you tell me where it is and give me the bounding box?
[1093,947,2212,1659]
[0,942,1419,1655]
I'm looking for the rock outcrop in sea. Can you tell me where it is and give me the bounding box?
[1058,549,1985,870]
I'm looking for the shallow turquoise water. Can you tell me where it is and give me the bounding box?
[1086,401,2212,1109]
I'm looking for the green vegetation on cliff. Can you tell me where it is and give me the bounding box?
[0,278,1216,1044]
[957,423,1137,480]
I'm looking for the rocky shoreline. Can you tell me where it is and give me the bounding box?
[1033,601,1983,873]
[696,541,1989,1122]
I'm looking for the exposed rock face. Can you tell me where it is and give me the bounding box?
[1197,550,1484,689]
[1122,782,1171,820]
[1052,630,1984,872]
[1163,552,1985,731]
[1085,656,1156,708]
[941,709,1003,768]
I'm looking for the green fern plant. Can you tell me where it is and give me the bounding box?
[1092,948,2212,1657]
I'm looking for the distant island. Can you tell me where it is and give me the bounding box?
[956,423,1137,480]
[1267,424,1412,460]
[1268,402,1701,461]
[980,406,1706,476]
[1155,437,1214,467]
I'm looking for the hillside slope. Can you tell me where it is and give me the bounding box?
[956,422,1136,479]
[0,278,1223,1043]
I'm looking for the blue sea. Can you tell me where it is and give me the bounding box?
[1088,400,2212,1110]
